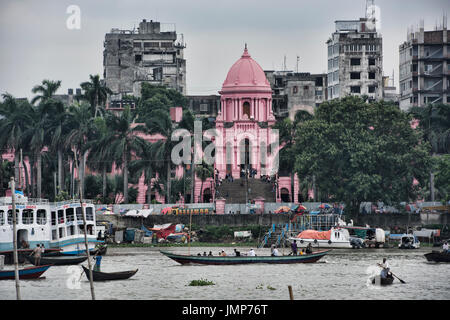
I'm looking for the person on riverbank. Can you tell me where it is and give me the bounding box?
[30,244,42,266]
[291,240,298,256]
[93,251,102,272]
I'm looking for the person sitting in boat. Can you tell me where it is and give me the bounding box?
[30,244,42,266]
[299,249,305,255]
[443,241,449,253]
[208,251,213,256]
[271,246,280,257]
[379,258,390,279]
[233,249,241,257]
[248,248,256,256]
[220,250,227,256]
[291,240,298,256]
[305,243,313,254]
[93,251,102,272]
[197,253,201,256]
[203,252,207,256]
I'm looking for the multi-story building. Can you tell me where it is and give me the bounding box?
[399,19,449,111]
[326,18,383,101]
[103,19,186,106]
[264,71,327,119]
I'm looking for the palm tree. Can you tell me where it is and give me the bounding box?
[101,107,146,203]
[195,161,214,203]
[31,80,61,105]
[80,74,112,118]
[65,102,97,197]
[0,94,34,187]
[145,108,177,204]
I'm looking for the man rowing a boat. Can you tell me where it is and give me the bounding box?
[378,258,391,279]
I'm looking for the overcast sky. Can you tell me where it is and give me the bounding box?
[0,0,448,99]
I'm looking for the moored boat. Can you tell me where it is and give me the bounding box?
[26,254,88,266]
[81,265,138,281]
[424,251,450,263]
[160,249,331,265]
[0,264,52,280]
[288,228,353,249]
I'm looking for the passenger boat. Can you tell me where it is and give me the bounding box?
[371,274,394,285]
[424,251,450,263]
[159,249,331,265]
[0,264,52,280]
[0,196,104,259]
[81,265,138,281]
[25,254,88,266]
[288,228,353,249]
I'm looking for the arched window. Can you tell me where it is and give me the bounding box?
[243,101,250,118]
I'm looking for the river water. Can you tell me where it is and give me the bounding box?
[1,246,449,300]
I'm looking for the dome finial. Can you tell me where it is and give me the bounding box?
[242,43,250,57]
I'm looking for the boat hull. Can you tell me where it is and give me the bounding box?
[26,254,88,266]
[81,265,138,281]
[160,250,331,265]
[289,238,352,249]
[371,275,394,285]
[424,251,450,263]
[0,265,51,280]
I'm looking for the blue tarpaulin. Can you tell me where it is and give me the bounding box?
[141,225,153,237]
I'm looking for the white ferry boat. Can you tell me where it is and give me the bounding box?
[0,195,103,256]
[289,227,353,249]
[49,200,102,255]
[0,195,52,252]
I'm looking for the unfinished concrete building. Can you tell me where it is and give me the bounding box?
[103,19,186,108]
[326,18,383,101]
[264,71,327,119]
[399,18,449,111]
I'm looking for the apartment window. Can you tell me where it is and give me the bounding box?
[350,86,361,93]
[200,103,208,112]
[350,72,361,79]
[303,86,309,91]
[369,72,376,79]
[293,86,298,94]
[133,41,141,49]
[161,42,172,48]
[350,58,361,66]
[135,54,142,63]
[368,86,376,93]
[412,64,417,72]
[144,42,159,48]
[369,58,376,66]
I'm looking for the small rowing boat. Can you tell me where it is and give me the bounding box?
[26,254,88,266]
[160,249,331,265]
[81,265,138,281]
[424,251,450,263]
[371,274,394,285]
[0,265,52,280]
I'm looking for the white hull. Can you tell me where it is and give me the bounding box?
[289,238,352,249]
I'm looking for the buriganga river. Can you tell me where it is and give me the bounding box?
[1,247,449,300]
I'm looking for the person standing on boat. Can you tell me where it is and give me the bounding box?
[30,244,42,266]
[291,240,298,256]
[379,258,390,279]
[93,251,102,272]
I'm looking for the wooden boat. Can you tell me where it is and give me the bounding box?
[26,254,88,266]
[371,274,394,285]
[0,265,51,280]
[424,251,450,263]
[81,265,138,281]
[160,249,331,265]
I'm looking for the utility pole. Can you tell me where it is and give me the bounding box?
[10,177,21,300]
[73,151,96,300]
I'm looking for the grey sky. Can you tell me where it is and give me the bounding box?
[0,0,448,99]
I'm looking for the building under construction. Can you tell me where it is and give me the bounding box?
[103,19,186,109]
[399,16,449,111]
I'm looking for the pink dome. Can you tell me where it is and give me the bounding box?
[221,46,272,94]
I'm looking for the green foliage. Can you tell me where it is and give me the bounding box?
[294,96,432,216]
[435,154,450,203]
[188,279,215,286]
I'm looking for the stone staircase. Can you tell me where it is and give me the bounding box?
[216,178,276,203]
